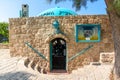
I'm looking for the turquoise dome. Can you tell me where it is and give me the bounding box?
[38,7,77,16]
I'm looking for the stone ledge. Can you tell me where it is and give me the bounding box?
[100,52,114,64]
[0,43,9,49]
[90,62,101,65]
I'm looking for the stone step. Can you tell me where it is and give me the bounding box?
[86,73,96,80]
[72,65,99,77]
[72,70,87,76]
[1,57,20,61]
[24,58,30,68]
[0,60,17,70]
[0,63,17,74]
[23,58,47,74]
[17,57,28,65]
[34,63,42,73]
[93,68,104,80]
[72,69,78,74]
[90,62,101,65]
[0,58,19,66]
[17,58,43,74]
[0,49,9,53]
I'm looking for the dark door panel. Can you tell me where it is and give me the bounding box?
[52,56,66,69]
[51,38,66,70]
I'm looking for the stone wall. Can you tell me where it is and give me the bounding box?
[0,43,9,49]
[9,15,114,72]
[100,52,114,64]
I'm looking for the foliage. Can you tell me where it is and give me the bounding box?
[2,41,9,44]
[113,0,120,16]
[0,22,9,43]
[47,0,98,11]
[106,0,120,17]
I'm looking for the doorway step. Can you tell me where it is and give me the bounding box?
[24,57,47,74]
[48,70,68,75]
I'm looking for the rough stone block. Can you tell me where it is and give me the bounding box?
[100,52,114,64]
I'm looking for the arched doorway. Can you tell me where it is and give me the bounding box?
[50,38,66,70]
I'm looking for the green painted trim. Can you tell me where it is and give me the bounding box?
[25,42,48,61]
[75,24,101,43]
[68,45,93,62]
[66,44,68,71]
[50,42,52,70]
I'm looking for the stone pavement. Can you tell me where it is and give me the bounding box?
[0,49,113,80]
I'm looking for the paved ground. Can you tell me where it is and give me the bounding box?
[0,49,113,80]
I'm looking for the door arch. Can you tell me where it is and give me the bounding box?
[50,38,66,70]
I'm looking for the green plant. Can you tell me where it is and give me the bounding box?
[0,22,8,37]
[108,0,120,16]
[113,0,120,16]
[2,41,9,44]
[0,22,9,43]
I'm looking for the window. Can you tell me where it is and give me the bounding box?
[75,24,101,42]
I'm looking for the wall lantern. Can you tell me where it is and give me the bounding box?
[52,20,60,34]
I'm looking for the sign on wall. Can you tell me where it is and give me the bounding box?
[75,24,101,42]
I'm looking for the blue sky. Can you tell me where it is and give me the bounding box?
[0,0,107,22]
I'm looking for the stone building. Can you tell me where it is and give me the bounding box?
[9,7,114,73]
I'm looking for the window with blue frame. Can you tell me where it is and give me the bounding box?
[75,24,101,42]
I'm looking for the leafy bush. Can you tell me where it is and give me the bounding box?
[0,22,9,43]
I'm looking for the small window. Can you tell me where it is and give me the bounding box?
[75,24,101,42]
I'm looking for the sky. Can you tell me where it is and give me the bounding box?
[0,0,107,22]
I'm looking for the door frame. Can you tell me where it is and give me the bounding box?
[49,38,67,71]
